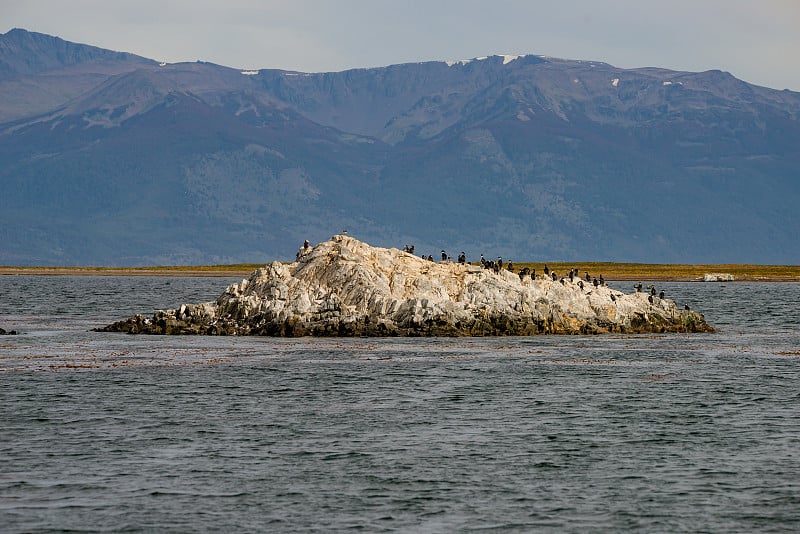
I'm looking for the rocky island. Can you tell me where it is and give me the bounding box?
[98,235,713,336]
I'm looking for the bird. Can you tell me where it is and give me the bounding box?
[659,291,665,299]
[684,304,691,311]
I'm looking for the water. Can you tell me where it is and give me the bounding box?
[2,276,800,532]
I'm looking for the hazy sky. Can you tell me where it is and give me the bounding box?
[5,0,800,91]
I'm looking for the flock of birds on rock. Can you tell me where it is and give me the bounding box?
[402,245,693,309]
[302,239,692,311]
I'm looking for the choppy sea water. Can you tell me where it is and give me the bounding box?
[1,276,800,532]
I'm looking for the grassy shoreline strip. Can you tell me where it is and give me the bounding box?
[1,262,799,281]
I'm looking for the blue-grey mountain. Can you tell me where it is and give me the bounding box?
[1,29,798,265]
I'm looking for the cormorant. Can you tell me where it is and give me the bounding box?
[441,250,447,261]
[543,264,549,275]
[660,291,665,299]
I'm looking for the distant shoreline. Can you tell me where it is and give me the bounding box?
[0,267,256,278]
[1,264,799,282]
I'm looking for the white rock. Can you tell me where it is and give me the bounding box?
[103,235,714,336]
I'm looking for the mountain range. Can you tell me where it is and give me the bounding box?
[1,28,799,266]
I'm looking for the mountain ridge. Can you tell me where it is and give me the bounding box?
[1,29,798,265]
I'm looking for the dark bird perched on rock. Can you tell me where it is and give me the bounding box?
[660,291,665,299]
[648,295,654,304]
[650,287,657,297]
[585,271,591,282]
[634,283,643,292]
[578,280,584,289]
[531,268,536,280]
[685,304,691,311]
[543,264,549,275]
[599,275,605,286]
[551,272,557,281]
[610,293,616,302]
[593,277,599,287]
[497,258,504,270]
[507,261,514,272]
[441,250,447,261]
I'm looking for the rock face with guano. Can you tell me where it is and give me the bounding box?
[98,235,714,336]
